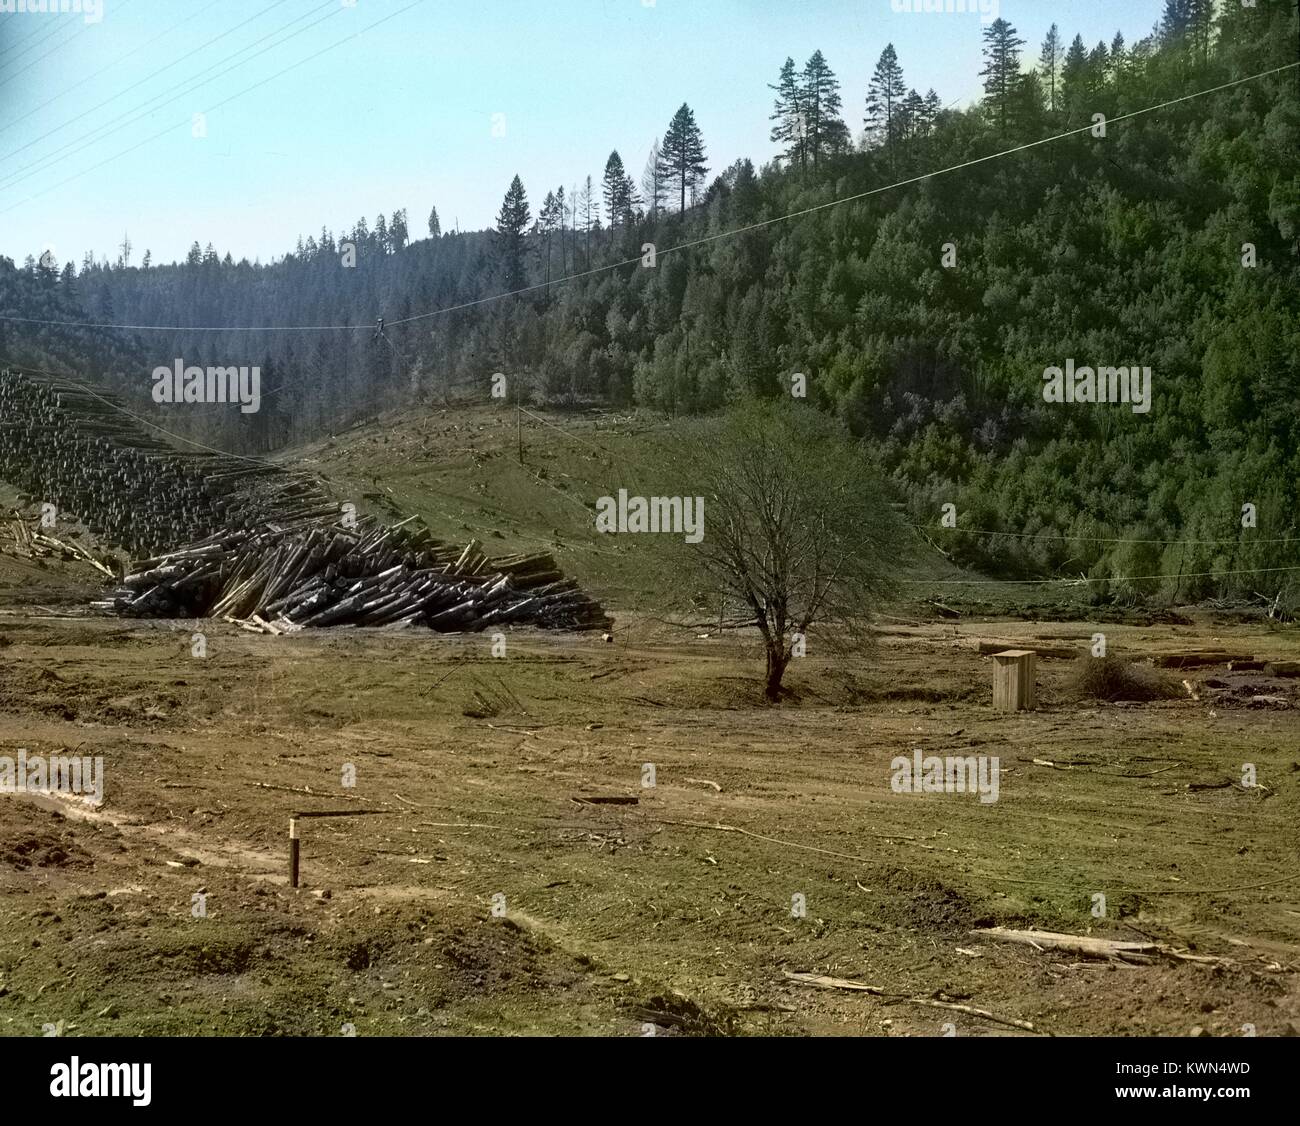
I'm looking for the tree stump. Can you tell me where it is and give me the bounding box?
[992,650,1036,712]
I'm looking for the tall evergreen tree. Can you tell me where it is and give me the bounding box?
[602,151,634,236]
[901,88,925,140]
[1061,32,1090,122]
[865,44,907,154]
[1160,0,1193,42]
[1039,24,1062,115]
[1110,31,1127,82]
[493,174,531,292]
[980,18,1026,137]
[801,50,849,170]
[390,209,408,252]
[923,89,941,134]
[428,206,441,239]
[657,103,708,214]
[769,57,806,172]
[1187,0,1214,63]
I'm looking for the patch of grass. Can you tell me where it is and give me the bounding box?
[1069,655,1182,702]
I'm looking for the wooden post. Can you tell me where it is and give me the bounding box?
[288,816,300,888]
[992,650,1036,712]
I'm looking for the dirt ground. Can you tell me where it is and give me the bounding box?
[1,607,1297,1037]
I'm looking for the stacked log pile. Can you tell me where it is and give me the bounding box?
[95,515,611,632]
[0,367,332,557]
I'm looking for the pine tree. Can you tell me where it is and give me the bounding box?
[865,44,907,154]
[1089,41,1110,87]
[1160,0,1193,42]
[657,103,708,214]
[923,89,941,135]
[980,18,1026,137]
[428,206,441,239]
[801,50,849,170]
[602,151,633,237]
[769,57,806,172]
[390,209,408,252]
[1187,0,1214,64]
[494,174,531,292]
[1110,31,1126,82]
[1039,24,1062,115]
[901,88,924,140]
[1061,32,1089,122]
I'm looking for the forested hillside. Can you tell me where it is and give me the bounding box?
[1,0,1297,598]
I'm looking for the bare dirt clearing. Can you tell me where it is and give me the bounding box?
[1,612,1296,1036]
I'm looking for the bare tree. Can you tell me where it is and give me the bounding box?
[670,401,908,701]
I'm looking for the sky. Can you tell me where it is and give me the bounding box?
[0,0,1166,268]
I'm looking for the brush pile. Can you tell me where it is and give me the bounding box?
[93,514,611,632]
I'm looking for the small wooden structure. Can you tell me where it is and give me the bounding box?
[992,650,1036,712]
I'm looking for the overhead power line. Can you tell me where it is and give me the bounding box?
[0,0,133,93]
[905,523,1299,546]
[0,0,226,139]
[0,0,333,187]
[0,0,422,216]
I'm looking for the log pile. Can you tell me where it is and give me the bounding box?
[0,367,332,557]
[2,366,610,632]
[94,515,612,632]
[6,512,116,576]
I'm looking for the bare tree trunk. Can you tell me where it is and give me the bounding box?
[765,642,788,702]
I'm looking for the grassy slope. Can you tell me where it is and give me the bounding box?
[279,400,1245,625]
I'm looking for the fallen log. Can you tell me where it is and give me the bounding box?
[977,640,1082,660]
[1151,651,1254,669]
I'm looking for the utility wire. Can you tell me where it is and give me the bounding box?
[0,0,132,93]
[0,0,423,216]
[897,566,1300,586]
[0,0,226,139]
[0,0,333,187]
[906,522,1299,546]
[0,7,76,65]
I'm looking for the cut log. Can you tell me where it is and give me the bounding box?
[1152,651,1254,669]
[978,641,1080,660]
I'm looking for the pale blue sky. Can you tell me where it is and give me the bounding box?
[0,0,1163,267]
